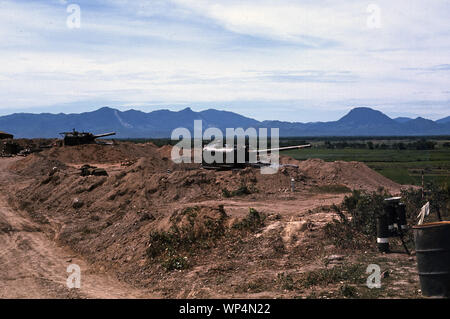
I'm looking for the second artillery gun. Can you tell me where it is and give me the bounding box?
[201,139,311,170]
[59,129,116,146]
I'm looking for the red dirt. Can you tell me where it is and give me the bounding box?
[1,142,418,299]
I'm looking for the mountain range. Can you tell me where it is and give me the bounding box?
[1,106,449,138]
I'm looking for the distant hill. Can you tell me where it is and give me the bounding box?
[1,106,449,138]
[394,117,413,123]
[436,116,450,124]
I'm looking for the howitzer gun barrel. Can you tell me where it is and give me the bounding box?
[93,132,116,139]
[250,144,311,153]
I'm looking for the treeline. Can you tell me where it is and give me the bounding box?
[120,137,446,150]
[323,139,437,150]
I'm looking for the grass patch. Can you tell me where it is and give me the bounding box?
[339,285,358,298]
[235,277,270,293]
[232,208,266,232]
[277,273,296,291]
[300,264,365,288]
[147,206,227,259]
[310,184,352,194]
[162,256,189,271]
[323,189,389,250]
[222,185,255,198]
[147,206,267,271]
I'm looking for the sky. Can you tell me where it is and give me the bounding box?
[0,0,449,122]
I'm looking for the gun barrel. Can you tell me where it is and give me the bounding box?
[250,144,311,153]
[93,132,116,139]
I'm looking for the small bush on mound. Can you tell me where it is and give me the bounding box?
[311,184,352,194]
[324,189,389,249]
[146,206,229,271]
[162,256,189,271]
[324,187,435,250]
[232,208,266,232]
[399,183,450,232]
[339,285,358,298]
[147,206,268,271]
[222,189,231,198]
[147,231,179,258]
[300,264,365,288]
[147,206,227,257]
[222,185,255,198]
[276,273,295,291]
[341,189,388,237]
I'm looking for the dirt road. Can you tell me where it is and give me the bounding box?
[0,157,155,299]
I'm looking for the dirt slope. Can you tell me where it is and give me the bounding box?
[282,157,401,192]
[0,157,156,299]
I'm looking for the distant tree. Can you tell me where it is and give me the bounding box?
[409,139,436,150]
[395,142,406,150]
[324,141,333,149]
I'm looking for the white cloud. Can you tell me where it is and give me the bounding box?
[0,0,449,121]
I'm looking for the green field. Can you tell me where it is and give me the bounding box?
[283,144,450,186]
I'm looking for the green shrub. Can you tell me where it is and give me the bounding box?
[342,189,388,237]
[162,256,189,271]
[300,264,364,288]
[222,188,231,198]
[232,208,266,232]
[401,183,450,222]
[340,285,358,298]
[148,206,228,258]
[222,185,255,197]
[277,273,295,291]
[147,231,179,258]
[324,189,389,249]
[311,184,352,194]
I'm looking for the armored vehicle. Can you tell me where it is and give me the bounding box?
[201,140,311,170]
[60,129,116,146]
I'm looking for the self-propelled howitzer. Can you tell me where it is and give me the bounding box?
[201,140,311,170]
[59,129,116,146]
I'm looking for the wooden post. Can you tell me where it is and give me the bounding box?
[421,170,424,199]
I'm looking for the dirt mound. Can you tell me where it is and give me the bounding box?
[12,147,401,211]
[281,157,401,192]
[6,142,405,297]
[37,142,160,164]
[2,141,419,298]
[9,142,173,176]
[14,138,57,150]
[12,142,401,194]
[9,153,68,177]
[158,144,174,159]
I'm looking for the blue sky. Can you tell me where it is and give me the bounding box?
[0,0,449,122]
